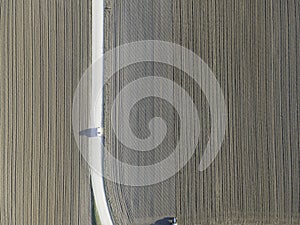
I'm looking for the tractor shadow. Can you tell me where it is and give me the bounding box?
[150,217,173,225]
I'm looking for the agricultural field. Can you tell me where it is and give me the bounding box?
[103,0,300,224]
[0,1,93,224]
[1,0,299,225]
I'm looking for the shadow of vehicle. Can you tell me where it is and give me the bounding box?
[150,217,174,225]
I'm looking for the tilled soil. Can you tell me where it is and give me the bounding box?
[0,1,93,224]
[104,0,300,225]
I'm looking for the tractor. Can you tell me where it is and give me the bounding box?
[169,217,177,225]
